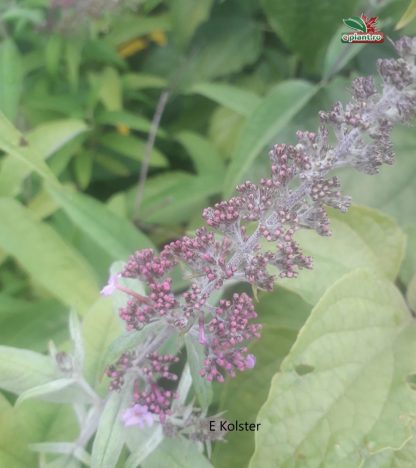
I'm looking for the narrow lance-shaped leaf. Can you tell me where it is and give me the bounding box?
[190,82,260,116]
[100,323,163,378]
[0,118,87,196]
[90,390,128,468]
[185,335,213,409]
[224,80,317,196]
[124,426,164,468]
[0,112,58,187]
[0,198,99,314]
[48,186,154,261]
[0,346,58,395]
[396,0,416,30]
[16,379,76,407]
[69,310,85,369]
[0,39,23,120]
[82,297,122,390]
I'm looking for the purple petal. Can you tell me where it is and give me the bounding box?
[245,354,256,369]
[100,273,120,297]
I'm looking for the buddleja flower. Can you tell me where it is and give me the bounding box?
[101,36,416,437]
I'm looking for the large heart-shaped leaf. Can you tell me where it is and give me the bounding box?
[251,270,416,467]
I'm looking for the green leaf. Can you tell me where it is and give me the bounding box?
[90,390,128,468]
[16,378,76,406]
[82,297,122,390]
[100,322,163,377]
[130,171,221,224]
[224,80,317,195]
[30,442,91,465]
[209,106,245,159]
[400,225,416,286]
[106,14,170,47]
[190,82,261,116]
[124,427,164,468]
[176,131,225,175]
[261,0,359,67]
[17,400,78,443]
[396,0,416,29]
[250,270,416,468]
[73,150,93,190]
[1,7,43,24]
[0,295,67,351]
[407,274,416,313]
[45,35,63,77]
[0,394,36,467]
[185,335,213,409]
[189,18,262,82]
[39,456,81,468]
[122,73,167,90]
[0,118,87,196]
[341,127,416,226]
[65,40,82,91]
[362,435,416,467]
[69,310,84,369]
[323,26,366,80]
[47,186,154,260]
[97,110,161,135]
[171,0,213,48]
[213,288,310,468]
[98,67,123,111]
[0,39,23,120]
[0,198,99,313]
[0,346,58,395]
[343,16,367,32]
[278,205,405,305]
[100,133,168,167]
[143,437,212,468]
[0,112,58,189]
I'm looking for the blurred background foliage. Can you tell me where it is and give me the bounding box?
[0,0,416,467]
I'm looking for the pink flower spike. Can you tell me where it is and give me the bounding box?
[121,404,154,428]
[100,273,121,297]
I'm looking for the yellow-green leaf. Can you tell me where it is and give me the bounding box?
[396,0,416,29]
[251,270,416,468]
[0,198,99,314]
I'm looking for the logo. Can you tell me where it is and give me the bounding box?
[341,14,384,43]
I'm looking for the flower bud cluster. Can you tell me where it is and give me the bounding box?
[200,293,260,382]
[101,37,416,433]
[109,351,179,425]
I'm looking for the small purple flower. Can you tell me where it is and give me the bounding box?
[245,354,256,369]
[100,273,120,297]
[122,404,154,428]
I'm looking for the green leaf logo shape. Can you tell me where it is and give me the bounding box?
[343,16,367,32]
